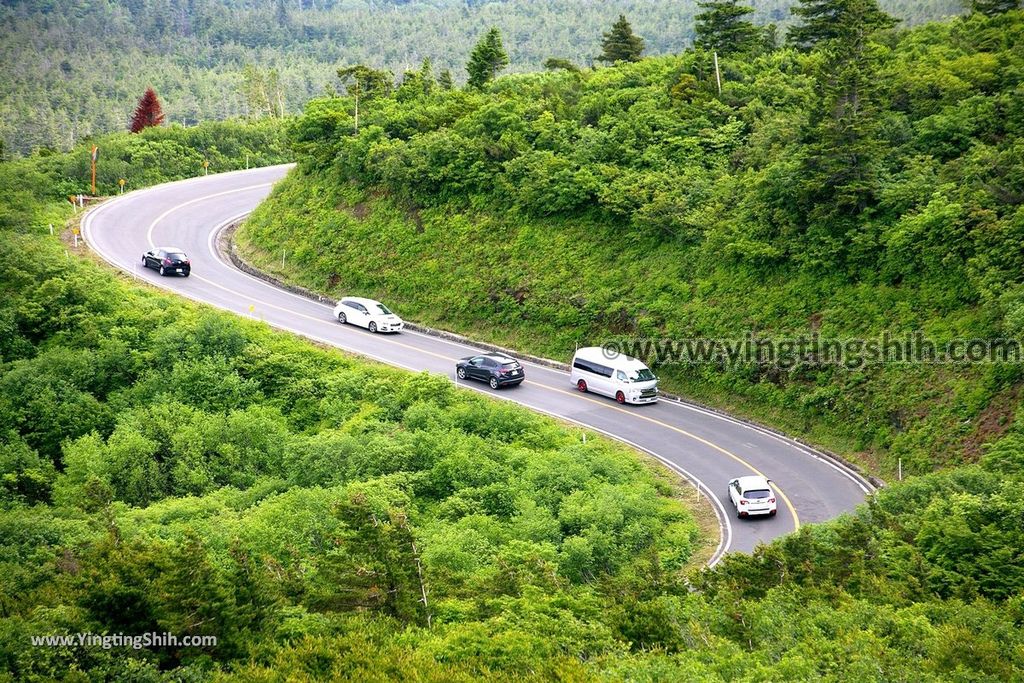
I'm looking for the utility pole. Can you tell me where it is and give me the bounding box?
[90,145,98,195]
[713,52,722,96]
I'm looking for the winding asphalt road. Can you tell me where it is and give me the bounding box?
[82,164,873,564]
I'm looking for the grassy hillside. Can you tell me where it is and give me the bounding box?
[238,8,1024,478]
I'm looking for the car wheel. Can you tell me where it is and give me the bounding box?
[577,379,588,392]
[489,377,499,390]
[158,265,166,276]
[368,321,378,333]
[769,509,777,516]
[337,312,347,324]
[457,367,467,380]
[141,255,147,268]
[616,391,626,404]
[182,271,190,278]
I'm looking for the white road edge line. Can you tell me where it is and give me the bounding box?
[83,189,735,566]
[205,208,874,498]
[202,216,733,566]
[88,166,870,500]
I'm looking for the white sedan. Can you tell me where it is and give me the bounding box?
[727,475,778,518]
[333,297,404,333]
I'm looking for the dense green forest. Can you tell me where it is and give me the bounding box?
[1,0,964,156]
[1,121,1023,683]
[240,7,1024,479]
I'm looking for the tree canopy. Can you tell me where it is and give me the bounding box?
[0,0,966,156]
[970,0,1022,15]
[5,7,1024,679]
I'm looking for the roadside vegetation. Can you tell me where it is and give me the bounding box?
[1,117,289,234]
[239,7,1024,479]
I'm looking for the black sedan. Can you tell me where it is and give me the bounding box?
[456,354,525,389]
[142,247,191,277]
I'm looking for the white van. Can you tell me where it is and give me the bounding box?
[570,346,659,404]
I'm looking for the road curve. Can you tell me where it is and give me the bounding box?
[82,164,873,563]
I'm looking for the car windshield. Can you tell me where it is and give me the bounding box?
[501,361,519,369]
[167,252,187,260]
[629,368,656,382]
[744,489,771,499]
[374,304,393,315]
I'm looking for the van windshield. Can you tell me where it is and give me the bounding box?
[629,368,656,382]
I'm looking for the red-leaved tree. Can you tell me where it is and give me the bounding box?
[130,87,165,133]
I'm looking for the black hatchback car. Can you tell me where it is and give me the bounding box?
[456,354,525,389]
[142,247,191,277]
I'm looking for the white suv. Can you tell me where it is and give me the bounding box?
[727,476,778,518]
[333,297,404,333]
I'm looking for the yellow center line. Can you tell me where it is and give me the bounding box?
[187,273,801,529]
[144,186,801,532]
[524,381,800,529]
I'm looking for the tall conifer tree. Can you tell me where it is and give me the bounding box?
[789,0,896,50]
[466,28,509,89]
[129,87,164,133]
[798,0,897,265]
[599,15,645,63]
[695,0,760,55]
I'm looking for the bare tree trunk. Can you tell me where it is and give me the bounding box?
[409,537,431,629]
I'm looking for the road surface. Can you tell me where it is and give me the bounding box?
[82,164,873,564]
